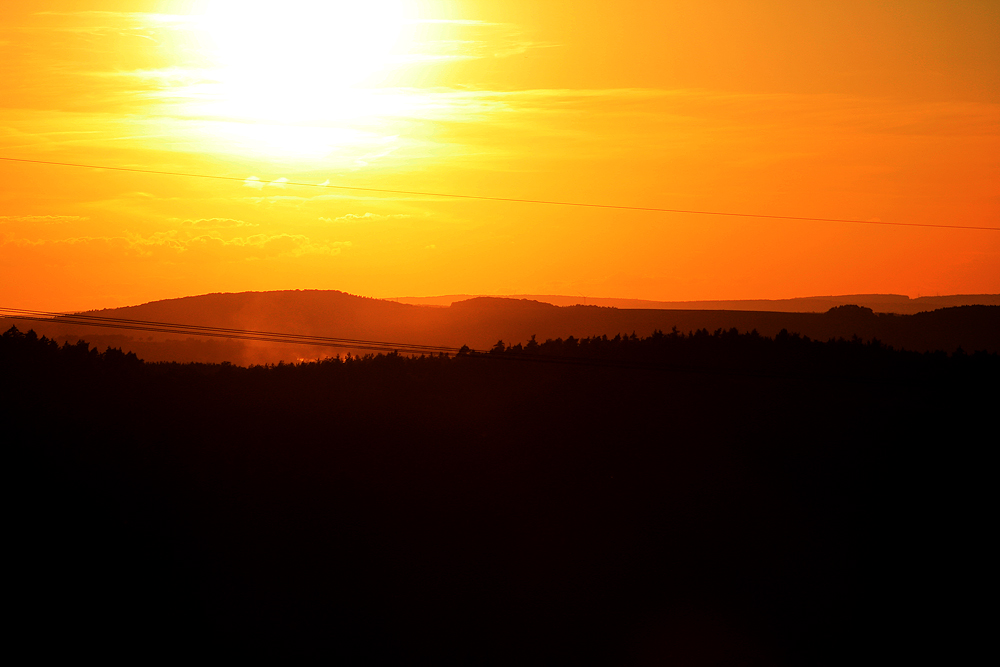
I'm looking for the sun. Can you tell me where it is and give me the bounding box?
[197,0,411,123]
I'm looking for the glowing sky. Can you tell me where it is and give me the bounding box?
[1,0,998,311]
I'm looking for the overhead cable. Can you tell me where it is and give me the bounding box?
[2,156,996,231]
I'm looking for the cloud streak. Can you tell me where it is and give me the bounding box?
[3,232,351,260]
[0,215,89,224]
[320,212,411,223]
[180,218,257,229]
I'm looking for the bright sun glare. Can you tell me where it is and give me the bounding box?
[198,0,410,124]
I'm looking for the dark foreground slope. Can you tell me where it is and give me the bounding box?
[4,327,997,664]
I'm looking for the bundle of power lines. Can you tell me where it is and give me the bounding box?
[0,307,465,356]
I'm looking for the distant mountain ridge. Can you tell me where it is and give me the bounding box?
[3,290,998,364]
[396,293,1000,314]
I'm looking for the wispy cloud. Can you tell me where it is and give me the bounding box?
[4,232,351,260]
[410,20,500,26]
[320,213,411,223]
[0,215,89,224]
[400,18,556,63]
[180,218,257,229]
[170,233,351,258]
[27,10,194,42]
[32,11,196,27]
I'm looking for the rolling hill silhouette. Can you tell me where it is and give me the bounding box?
[4,290,997,364]
[397,292,1000,314]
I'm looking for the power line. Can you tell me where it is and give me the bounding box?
[0,306,662,372]
[0,307,666,374]
[2,155,996,231]
[0,306,465,355]
[0,306,946,383]
[0,307,461,352]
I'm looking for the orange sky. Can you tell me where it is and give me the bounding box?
[1,0,998,311]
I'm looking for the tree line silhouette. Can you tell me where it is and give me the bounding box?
[4,324,996,664]
[7,295,996,365]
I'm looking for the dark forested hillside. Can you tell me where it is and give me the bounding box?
[3,290,998,365]
[4,326,996,663]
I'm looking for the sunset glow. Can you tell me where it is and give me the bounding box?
[5,7,998,654]
[1,1,997,311]
[195,1,409,121]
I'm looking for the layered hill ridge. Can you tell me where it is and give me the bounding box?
[3,289,998,364]
[397,292,1000,314]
